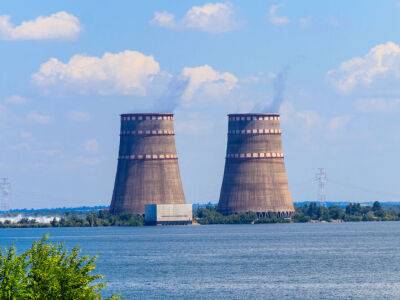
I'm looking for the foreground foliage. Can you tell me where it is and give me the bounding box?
[0,236,120,299]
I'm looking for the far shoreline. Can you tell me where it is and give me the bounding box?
[1,201,399,229]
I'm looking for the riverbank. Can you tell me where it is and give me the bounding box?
[0,201,399,228]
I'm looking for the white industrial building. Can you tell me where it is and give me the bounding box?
[144,204,193,225]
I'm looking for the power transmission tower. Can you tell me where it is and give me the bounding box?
[0,178,11,211]
[315,168,327,202]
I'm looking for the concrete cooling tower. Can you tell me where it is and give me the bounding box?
[110,113,185,214]
[218,113,294,217]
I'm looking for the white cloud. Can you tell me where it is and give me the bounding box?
[150,11,176,29]
[32,50,161,96]
[267,4,290,26]
[355,98,400,113]
[180,65,238,102]
[183,2,237,33]
[151,2,237,33]
[67,111,90,122]
[84,139,99,152]
[328,41,400,93]
[4,94,27,105]
[26,111,52,124]
[0,12,80,41]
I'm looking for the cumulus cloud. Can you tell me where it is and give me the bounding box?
[267,4,290,26]
[180,65,238,102]
[150,11,176,29]
[67,111,91,122]
[26,111,52,124]
[328,42,400,93]
[4,94,27,105]
[151,2,237,33]
[32,50,161,96]
[183,2,237,33]
[0,12,80,41]
[30,48,243,112]
[84,139,99,152]
[355,98,400,113]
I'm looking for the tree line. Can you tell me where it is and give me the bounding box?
[1,201,400,228]
[0,211,143,228]
[195,201,400,224]
[293,201,399,222]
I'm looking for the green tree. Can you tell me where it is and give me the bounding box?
[328,206,345,220]
[372,201,384,218]
[0,236,120,300]
[345,203,363,216]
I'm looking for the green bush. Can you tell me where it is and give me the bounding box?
[0,236,121,300]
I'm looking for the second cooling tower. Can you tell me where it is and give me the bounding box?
[110,113,185,214]
[218,113,294,216]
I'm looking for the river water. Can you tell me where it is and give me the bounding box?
[1,222,400,299]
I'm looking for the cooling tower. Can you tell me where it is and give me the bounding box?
[218,113,294,217]
[110,113,185,214]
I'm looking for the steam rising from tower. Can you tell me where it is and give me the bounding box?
[270,68,288,112]
[218,113,294,216]
[110,113,186,214]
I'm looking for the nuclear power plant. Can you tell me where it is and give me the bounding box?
[110,113,186,215]
[217,113,294,217]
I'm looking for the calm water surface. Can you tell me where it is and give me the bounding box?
[1,222,400,299]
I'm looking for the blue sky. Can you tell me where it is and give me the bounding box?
[1,0,400,208]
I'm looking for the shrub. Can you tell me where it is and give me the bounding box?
[0,236,120,300]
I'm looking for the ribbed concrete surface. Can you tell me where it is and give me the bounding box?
[218,113,294,215]
[110,113,185,214]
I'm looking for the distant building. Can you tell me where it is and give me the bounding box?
[144,204,192,225]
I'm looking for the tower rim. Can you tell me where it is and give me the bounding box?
[228,113,280,117]
[121,112,174,117]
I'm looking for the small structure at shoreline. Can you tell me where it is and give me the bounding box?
[144,204,192,225]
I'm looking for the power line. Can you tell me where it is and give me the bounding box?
[0,178,11,211]
[315,168,327,202]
